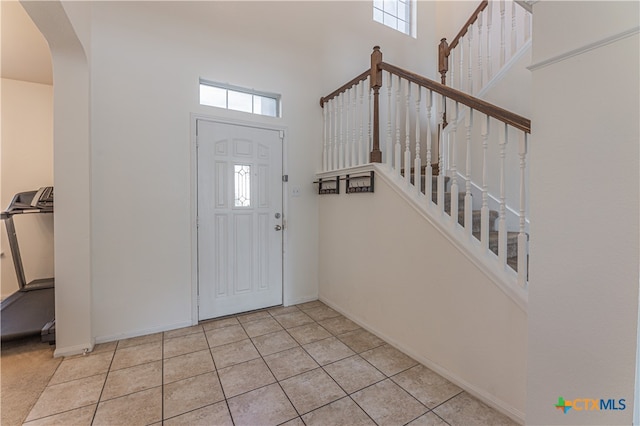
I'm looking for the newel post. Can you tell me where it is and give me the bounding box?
[438,39,449,128]
[370,46,383,163]
[438,38,449,85]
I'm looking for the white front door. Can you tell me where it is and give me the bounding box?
[197,120,283,320]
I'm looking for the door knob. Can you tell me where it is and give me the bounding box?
[274,224,282,231]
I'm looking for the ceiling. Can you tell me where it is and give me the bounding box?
[1,0,53,85]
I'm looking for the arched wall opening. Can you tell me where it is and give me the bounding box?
[21,0,93,356]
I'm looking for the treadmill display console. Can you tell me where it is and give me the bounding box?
[1,186,54,218]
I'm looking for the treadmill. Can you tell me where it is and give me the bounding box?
[1,187,55,343]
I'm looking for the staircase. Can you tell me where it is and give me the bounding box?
[317,0,532,300]
[416,174,522,272]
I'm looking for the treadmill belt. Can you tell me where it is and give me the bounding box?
[1,288,55,341]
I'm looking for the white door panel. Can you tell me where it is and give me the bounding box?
[197,120,283,320]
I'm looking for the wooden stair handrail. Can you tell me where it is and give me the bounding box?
[318,47,530,164]
[450,0,489,51]
[319,70,370,107]
[380,61,531,133]
[439,0,488,86]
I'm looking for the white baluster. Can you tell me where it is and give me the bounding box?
[322,101,327,172]
[338,92,348,169]
[498,123,508,265]
[404,80,412,187]
[478,11,484,89]
[480,115,490,250]
[331,97,340,170]
[459,36,465,92]
[464,108,473,236]
[511,1,517,59]
[450,48,456,90]
[345,88,350,168]
[500,0,506,68]
[358,82,364,166]
[524,10,531,43]
[425,90,433,201]
[386,72,393,169]
[518,132,528,287]
[351,85,357,167]
[437,95,445,212]
[414,85,422,194]
[394,75,402,176]
[486,0,493,80]
[449,101,459,225]
[468,23,474,95]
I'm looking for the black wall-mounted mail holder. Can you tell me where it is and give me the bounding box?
[346,171,374,193]
[316,177,340,195]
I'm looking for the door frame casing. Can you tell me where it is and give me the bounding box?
[190,114,288,325]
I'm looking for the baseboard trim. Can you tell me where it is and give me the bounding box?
[319,297,526,425]
[284,294,319,307]
[94,320,193,345]
[54,342,95,358]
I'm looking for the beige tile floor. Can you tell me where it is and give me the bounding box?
[6,301,518,425]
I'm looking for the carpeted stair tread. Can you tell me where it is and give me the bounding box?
[410,175,450,194]
[413,174,528,276]
[472,230,520,258]
[459,210,499,232]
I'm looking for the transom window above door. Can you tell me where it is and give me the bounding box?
[199,80,281,118]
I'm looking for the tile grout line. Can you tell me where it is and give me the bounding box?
[20,346,65,425]
[25,345,118,424]
[89,341,119,425]
[270,309,380,424]
[430,389,466,412]
[202,322,236,426]
[43,302,464,425]
[160,331,165,424]
[258,310,306,423]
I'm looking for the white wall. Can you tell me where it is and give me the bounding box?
[20,0,438,348]
[526,2,639,424]
[22,0,94,355]
[318,171,527,421]
[0,78,54,299]
[435,1,478,45]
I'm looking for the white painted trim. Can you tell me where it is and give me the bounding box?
[190,113,289,322]
[455,171,530,233]
[514,0,533,13]
[284,294,318,307]
[635,272,640,425]
[320,298,525,425]
[54,341,95,358]
[316,163,377,179]
[281,129,290,311]
[528,26,640,71]
[190,115,199,326]
[320,164,530,233]
[94,320,193,345]
[318,164,528,311]
[476,40,531,100]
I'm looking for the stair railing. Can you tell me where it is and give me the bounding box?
[439,0,532,96]
[320,46,531,287]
